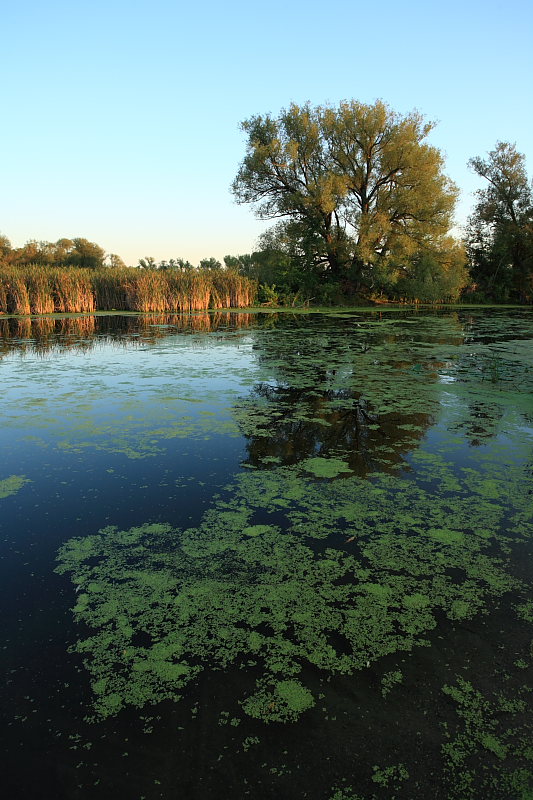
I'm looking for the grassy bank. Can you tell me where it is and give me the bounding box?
[0,265,256,314]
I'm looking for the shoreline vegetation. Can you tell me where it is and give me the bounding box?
[1,106,531,311]
[0,295,530,320]
[0,265,256,315]
[1,299,530,321]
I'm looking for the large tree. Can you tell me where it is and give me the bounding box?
[467,142,533,301]
[232,100,460,293]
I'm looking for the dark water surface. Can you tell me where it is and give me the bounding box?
[1,309,532,800]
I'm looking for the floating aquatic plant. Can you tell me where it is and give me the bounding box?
[441,676,533,799]
[0,474,30,499]
[56,450,531,722]
[301,457,352,478]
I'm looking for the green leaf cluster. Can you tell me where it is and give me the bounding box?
[233,100,463,301]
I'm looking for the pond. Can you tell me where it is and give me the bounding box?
[1,308,532,800]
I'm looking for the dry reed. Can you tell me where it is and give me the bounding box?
[2,272,31,315]
[26,268,55,314]
[0,265,257,315]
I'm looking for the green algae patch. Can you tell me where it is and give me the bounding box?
[515,601,533,623]
[0,474,30,499]
[241,679,315,723]
[428,528,465,545]
[403,592,430,609]
[363,583,391,602]
[381,669,403,697]
[442,676,533,799]
[242,524,277,537]
[301,457,352,478]
[328,788,364,800]
[372,763,409,788]
[55,446,531,724]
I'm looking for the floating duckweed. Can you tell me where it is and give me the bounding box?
[371,763,409,787]
[328,787,363,800]
[381,670,403,697]
[442,676,533,797]
[403,593,430,609]
[242,525,277,537]
[56,447,530,723]
[515,601,533,623]
[301,458,352,478]
[241,679,315,723]
[0,474,30,499]
[428,528,465,545]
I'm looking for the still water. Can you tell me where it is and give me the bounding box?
[1,309,532,800]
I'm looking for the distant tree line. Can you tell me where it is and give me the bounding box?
[0,238,232,277]
[137,256,224,271]
[0,236,127,270]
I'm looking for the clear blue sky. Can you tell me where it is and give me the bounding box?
[2,0,532,266]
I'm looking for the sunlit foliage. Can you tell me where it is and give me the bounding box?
[233,100,464,301]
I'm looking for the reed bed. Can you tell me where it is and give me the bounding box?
[3,272,31,315]
[53,269,96,313]
[92,271,130,311]
[0,265,257,315]
[26,270,55,314]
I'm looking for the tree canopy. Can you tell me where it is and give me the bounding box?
[232,100,462,297]
[467,142,533,302]
[0,236,115,269]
